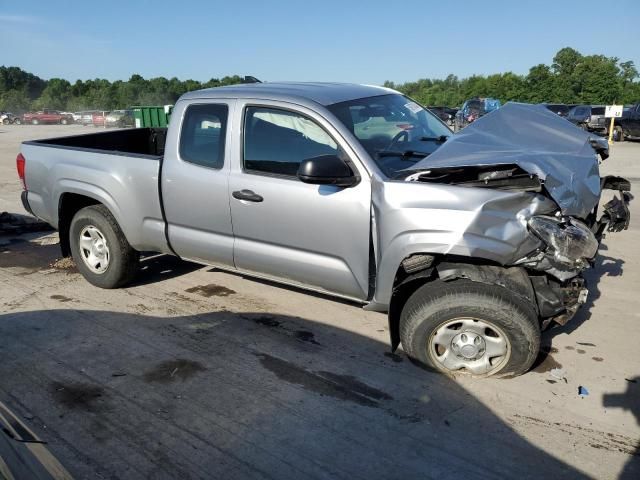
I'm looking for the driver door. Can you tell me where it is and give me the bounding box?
[228,102,372,301]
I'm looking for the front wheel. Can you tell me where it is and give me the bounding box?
[2,118,9,125]
[60,118,68,125]
[31,119,39,125]
[14,118,22,125]
[69,205,139,288]
[399,280,540,378]
[614,126,624,142]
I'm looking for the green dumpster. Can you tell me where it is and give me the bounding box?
[132,105,173,128]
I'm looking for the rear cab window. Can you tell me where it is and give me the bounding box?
[179,104,229,169]
[243,106,340,177]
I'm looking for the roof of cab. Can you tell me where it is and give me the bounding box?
[180,82,396,106]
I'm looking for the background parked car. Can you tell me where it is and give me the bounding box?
[73,110,102,126]
[541,103,571,117]
[566,105,607,134]
[0,111,18,124]
[612,103,640,141]
[21,109,74,125]
[454,97,501,131]
[105,109,134,127]
[428,106,458,126]
[92,111,108,127]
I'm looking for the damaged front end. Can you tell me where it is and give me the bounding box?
[399,103,631,329]
[514,177,631,327]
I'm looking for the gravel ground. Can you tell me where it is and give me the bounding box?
[0,124,639,479]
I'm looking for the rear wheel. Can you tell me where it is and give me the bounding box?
[399,280,540,378]
[14,118,22,125]
[60,118,68,125]
[69,205,139,288]
[31,119,39,125]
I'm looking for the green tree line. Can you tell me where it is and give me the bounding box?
[0,68,246,113]
[386,48,639,107]
[1,47,638,114]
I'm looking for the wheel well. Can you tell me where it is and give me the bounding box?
[58,193,101,256]
[387,255,536,352]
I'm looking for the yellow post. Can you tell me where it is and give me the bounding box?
[608,116,615,145]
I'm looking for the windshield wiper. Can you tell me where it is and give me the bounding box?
[376,150,430,160]
[419,135,449,143]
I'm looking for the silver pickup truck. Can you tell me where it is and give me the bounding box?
[17,83,631,377]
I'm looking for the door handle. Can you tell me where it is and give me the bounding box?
[232,189,264,203]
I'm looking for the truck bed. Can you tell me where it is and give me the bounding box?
[21,127,170,254]
[25,127,167,158]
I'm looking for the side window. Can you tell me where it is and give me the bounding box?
[179,104,228,169]
[243,106,339,177]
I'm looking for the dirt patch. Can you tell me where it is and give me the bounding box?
[143,359,206,383]
[577,342,596,347]
[50,294,73,303]
[185,284,235,297]
[592,357,604,362]
[576,349,586,354]
[256,353,392,408]
[50,381,105,411]
[50,257,77,271]
[166,292,193,302]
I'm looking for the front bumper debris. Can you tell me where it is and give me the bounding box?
[595,175,631,237]
[530,275,589,329]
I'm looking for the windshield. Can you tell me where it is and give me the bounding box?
[327,94,452,177]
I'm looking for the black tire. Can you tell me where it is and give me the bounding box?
[14,118,22,125]
[614,126,624,142]
[399,279,540,378]
[69,205,139,288]
[2,118,9,125]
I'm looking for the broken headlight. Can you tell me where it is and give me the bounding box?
[528,216,598,268]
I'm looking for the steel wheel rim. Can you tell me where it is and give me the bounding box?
[79,225,110,274]
[428,317,510,376]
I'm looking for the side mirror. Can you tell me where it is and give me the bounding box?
[297,155,358,187]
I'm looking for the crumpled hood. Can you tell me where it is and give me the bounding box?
[410,102,604,218]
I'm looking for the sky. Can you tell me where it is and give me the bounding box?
[1,0,639,85]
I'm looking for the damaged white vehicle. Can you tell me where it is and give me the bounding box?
[18,84,631,377]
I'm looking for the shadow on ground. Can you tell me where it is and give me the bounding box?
[0,308,590,480]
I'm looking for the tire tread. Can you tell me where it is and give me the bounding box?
[399,279,540,378]
[70,205,138,288]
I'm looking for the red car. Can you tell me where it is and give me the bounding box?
[21,109,74,125]
[91,111,107,127]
